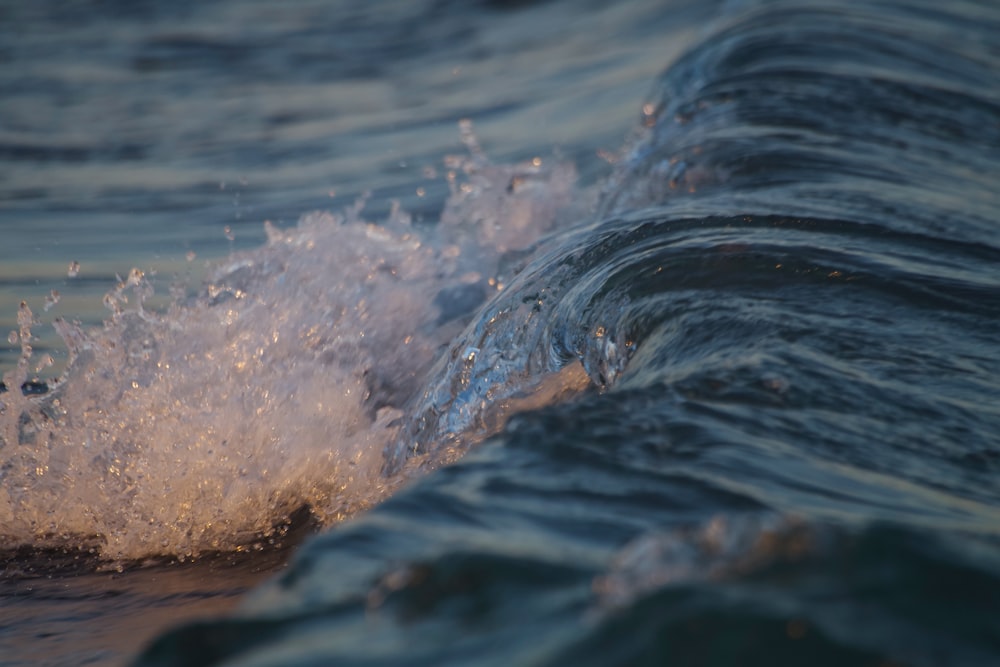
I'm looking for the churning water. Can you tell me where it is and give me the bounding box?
[2,0,999,665]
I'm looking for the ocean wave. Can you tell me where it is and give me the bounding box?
[0,143,586,561]
[132,0,1000,664]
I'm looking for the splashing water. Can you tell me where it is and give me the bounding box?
[0,134,586,562]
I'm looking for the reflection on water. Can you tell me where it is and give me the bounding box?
[1,546,293,667]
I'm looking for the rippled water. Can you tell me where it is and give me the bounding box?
[3,0,1000,666]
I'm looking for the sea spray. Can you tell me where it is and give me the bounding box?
[0,134,587,562]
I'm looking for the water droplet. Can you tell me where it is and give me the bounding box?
[224,226,235,241]
[43,290,60,312]
[103,292,120,312]
[67,261,81,278]
[7,331,17,344]
[17,301,33,330]
[186,251,196,262]
[127,267,144,287]
[35,354,54,373]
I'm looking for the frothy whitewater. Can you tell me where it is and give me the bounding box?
[0,134,587,561]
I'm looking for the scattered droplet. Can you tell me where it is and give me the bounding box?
[103,292,121,312]
[35,354,54,373]
[17,301,33,330]
[7,331,17,344]
[126,267,144,287]
[0,136,583,562]
[43,290,60,312]
[67,261,81,278]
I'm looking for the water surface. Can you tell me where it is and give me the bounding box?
[2,1,999,666]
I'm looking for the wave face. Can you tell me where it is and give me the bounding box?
[7,0,1000,664]
[136,1,1000,665]
[390,0,1000,516]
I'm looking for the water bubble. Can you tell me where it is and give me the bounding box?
[67,261,81,278]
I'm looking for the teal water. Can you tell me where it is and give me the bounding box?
[3,1,1000,666]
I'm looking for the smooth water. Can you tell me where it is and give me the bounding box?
[2,0,1000,666]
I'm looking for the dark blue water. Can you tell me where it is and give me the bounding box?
[137,1,1000,665]
[3,1,1000,666]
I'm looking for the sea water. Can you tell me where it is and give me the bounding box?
[2,1,1000,666]
[2,1,716,663]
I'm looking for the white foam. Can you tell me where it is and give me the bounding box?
[0,136,585,561]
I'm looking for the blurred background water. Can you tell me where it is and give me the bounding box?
[0,0,714,378]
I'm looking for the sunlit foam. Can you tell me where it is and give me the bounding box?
[0,132,587,562]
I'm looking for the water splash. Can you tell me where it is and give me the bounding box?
[0,135,586,562]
